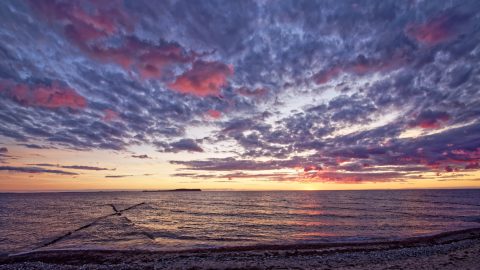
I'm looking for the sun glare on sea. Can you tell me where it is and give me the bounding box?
[301,184,319,191]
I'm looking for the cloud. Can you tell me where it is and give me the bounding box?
[405,13,471,46]
[131,154,151,159]
[0,147,9,163]
[61,165,111,171]
[448,65,472,88]
[169,60,233,96]
[235,87,268,98]
[409,110,450,129]
[87,38,196,80]
[1,80,86,110]
[222,118,258,134]
[29,164,111,171]
[0,0,479,185]
[171,156,309,171]
[314,66,342,85]
[105,173,153,178]
[465,162,479,170]
[172,121,480,182]
[105,174,133,178]
[172,171,293,181]
[103,109,119,122]
[17,144,51,149]
[0,166,78,175]
[206,109,222,119]
[300,171,409,184]
[29,0,132,35]
[29,0,197,83]
[168,139,204,153]
[314,53,409,85]
[171,166,417,184]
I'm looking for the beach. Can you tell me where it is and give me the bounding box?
[1,227,479,269]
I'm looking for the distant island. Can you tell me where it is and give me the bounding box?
[143,188,202,192]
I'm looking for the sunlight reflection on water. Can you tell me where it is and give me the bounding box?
[1,189,479,254]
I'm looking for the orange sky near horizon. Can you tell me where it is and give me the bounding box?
[1,144,479,192]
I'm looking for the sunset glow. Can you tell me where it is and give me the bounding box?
[1,0,479,192]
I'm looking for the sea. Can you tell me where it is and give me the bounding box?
[1,189,480,255]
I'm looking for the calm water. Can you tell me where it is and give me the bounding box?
[1,190,480,255]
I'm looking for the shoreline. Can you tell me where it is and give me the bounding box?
[2,227,480,269]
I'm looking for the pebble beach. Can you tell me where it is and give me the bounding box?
[2,227,479,270]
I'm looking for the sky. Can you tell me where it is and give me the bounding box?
[1,0,480,191]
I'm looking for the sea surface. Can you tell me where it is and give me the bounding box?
[1,189,480,255]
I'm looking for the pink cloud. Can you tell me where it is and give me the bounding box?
[87,45,135,69]
[169,61,233,96]
[409,111,450,129]
[313,66,342,85]
[303,165,321,172]
[30,0,132,51]
[70,28,194,80]
[135,42,194,79]
[70,5,119,36]
[11,84,29,102]
[103,109,119,122]
[206,109,222,119]
[73,37,195,81]
[418,121,446,129]
[405,15,457,46]
[3,81,86,110]
[33,85,86,109]
[30,1,198,83]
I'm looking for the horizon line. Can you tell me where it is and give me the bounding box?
[1,186,480,194]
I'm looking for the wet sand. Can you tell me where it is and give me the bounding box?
[1,227,479,269]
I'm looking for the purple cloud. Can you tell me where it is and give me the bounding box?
[0,0,478,184]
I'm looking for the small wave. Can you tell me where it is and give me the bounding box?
[460,216,480,223]
[150,231,198,240]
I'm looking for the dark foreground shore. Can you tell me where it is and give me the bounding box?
[1,227,480,270]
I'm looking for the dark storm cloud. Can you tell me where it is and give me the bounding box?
[0,0,479,183]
